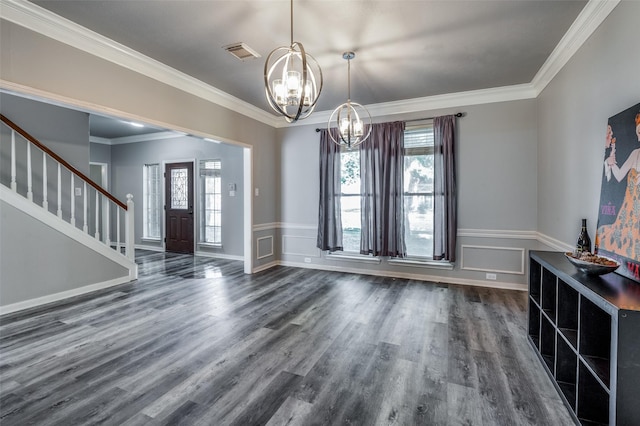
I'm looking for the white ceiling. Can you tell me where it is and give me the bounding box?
[28,0,588,121]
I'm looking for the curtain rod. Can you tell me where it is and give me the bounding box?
[315,112,464,132]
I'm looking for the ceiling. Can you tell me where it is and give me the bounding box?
[89,115,165,140]
[30,0,588,125]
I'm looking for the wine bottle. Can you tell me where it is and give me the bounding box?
[576,218,592,254]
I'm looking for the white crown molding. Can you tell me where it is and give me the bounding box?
[89,136,112,145]
[0,0,279,127]
[281,83,538,128]
[1,0,618,130]
[89,131,185,146]
[531,0,620,95]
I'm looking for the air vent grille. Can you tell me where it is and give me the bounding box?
[223,42,261,60]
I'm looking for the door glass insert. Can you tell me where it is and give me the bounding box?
[170,168,189,209]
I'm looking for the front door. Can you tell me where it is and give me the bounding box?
[165,162,194,254]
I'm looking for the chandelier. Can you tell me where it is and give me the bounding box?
[328,52,371,149]
[264,0,323,123]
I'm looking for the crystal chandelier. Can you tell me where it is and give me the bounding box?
[264,0,323,123]
[328,52,371,149]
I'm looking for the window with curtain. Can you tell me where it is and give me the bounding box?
[143,163,162,239]
[404,125,435,258]
[332,123,408,256]
[320,118,455,261]
[200,160,222,245]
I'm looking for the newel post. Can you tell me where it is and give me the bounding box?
[125,194,135,261]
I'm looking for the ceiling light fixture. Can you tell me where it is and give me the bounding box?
[328,52,371,149]
[264,0,322,122]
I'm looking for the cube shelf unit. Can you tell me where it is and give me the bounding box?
[528,251,640,426]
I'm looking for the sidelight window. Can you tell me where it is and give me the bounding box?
[143,163,162,239]
[200,160,222,245]
[403,125,434,258]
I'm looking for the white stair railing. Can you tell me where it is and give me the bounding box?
[1,114,134,261]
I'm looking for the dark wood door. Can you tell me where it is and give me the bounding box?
[165,162,194,254]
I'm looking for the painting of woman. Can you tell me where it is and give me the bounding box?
[596,104,640,282]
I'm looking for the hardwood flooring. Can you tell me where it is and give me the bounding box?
[0,250,575,425]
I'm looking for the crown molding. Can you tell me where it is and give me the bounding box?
[280,83,538,128]
[1,0,619,129]
[89,131,185,146]
[0,0,280,127]
[531,0,620,95]
[89,136,111,145]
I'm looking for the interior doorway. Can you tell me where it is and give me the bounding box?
[165,161,194,254]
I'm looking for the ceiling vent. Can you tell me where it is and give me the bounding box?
[223,42,261,60]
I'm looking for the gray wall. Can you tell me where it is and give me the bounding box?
[0,93,90,174]
[0,199,128,307]
[90,142,112,166]
[277,99,540,287]
[537,1,640,247]
[3,2,638,285]
[108,136,244,257]
[1,19,278,267]
[0,93,91,225]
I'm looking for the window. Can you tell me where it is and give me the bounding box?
[340,149,361,252]
[404,125,434,258]
[143,163,162,239]
[200,160,222,245]
[338,124,434,257]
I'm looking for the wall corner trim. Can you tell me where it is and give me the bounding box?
[531,0,621,95]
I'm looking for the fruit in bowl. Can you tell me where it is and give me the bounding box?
[564,251,620,275]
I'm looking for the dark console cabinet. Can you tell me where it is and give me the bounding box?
[528,251,640,425]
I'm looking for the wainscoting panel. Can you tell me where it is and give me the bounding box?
[256,235,274,260]
[282,235,320,258]
[460,245,525,275]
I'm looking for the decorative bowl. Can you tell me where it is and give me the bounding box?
[564,252,620,275]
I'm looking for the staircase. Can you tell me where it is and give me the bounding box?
[0,114,138,314]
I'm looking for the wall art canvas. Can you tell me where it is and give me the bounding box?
[596,102,640,282]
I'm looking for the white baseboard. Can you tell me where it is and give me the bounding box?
[252,260,278,273]
[0,275,135,316]
[195,251,243,261]
[277,260,527,291]
[135,244,164,252]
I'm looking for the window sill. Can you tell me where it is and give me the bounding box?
[326,252,381,264]
[387,257,454,270]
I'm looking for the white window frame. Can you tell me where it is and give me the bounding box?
[142,163,162,240]
[339,147,362,254]
[200,159,222,246]
[403,123,435,259]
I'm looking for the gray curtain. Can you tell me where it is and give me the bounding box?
[359,121,406,257]
[433,115,457,261]
[317,128,343,251]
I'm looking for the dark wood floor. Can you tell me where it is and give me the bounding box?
[0,250,574,425]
